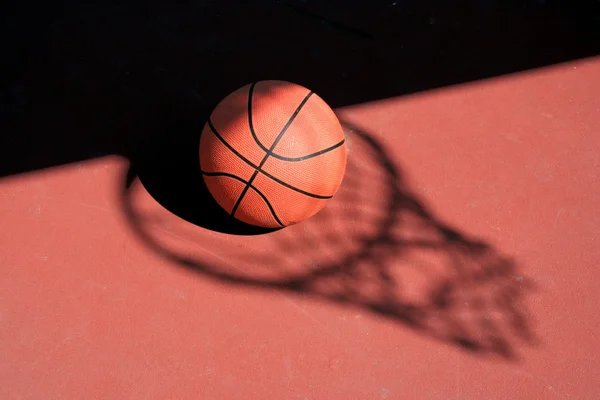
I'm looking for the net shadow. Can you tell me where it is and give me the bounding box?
[122,120,538,361]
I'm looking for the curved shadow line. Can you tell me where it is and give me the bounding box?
[122,165,295,288]
[123,122,538,361]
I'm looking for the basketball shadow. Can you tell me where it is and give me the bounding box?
[122,120,539,361]
[127,86,278,236]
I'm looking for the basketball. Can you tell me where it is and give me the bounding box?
[199,80,347,228]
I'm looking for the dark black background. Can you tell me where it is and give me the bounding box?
[1,0,599,178]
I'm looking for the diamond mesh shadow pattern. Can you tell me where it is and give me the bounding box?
[123,122,538,361]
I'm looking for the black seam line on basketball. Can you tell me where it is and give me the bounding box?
[208,119,258,168]
[258,170,333,199]
[231,90,315,217]
[248,82,343,162]
[268,138,346,161]
[231,169,259,217]
[201,170,284,227]
[207,117,332,199]
[247,82,269,153]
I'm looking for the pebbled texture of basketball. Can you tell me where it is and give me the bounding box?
[199,80,347,229]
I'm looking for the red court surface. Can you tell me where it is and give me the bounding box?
[1,57,599,399]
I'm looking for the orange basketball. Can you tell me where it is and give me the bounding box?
[199,80,347,228]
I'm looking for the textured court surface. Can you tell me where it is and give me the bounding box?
[1,57,599,400]
[1,1,600,399]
